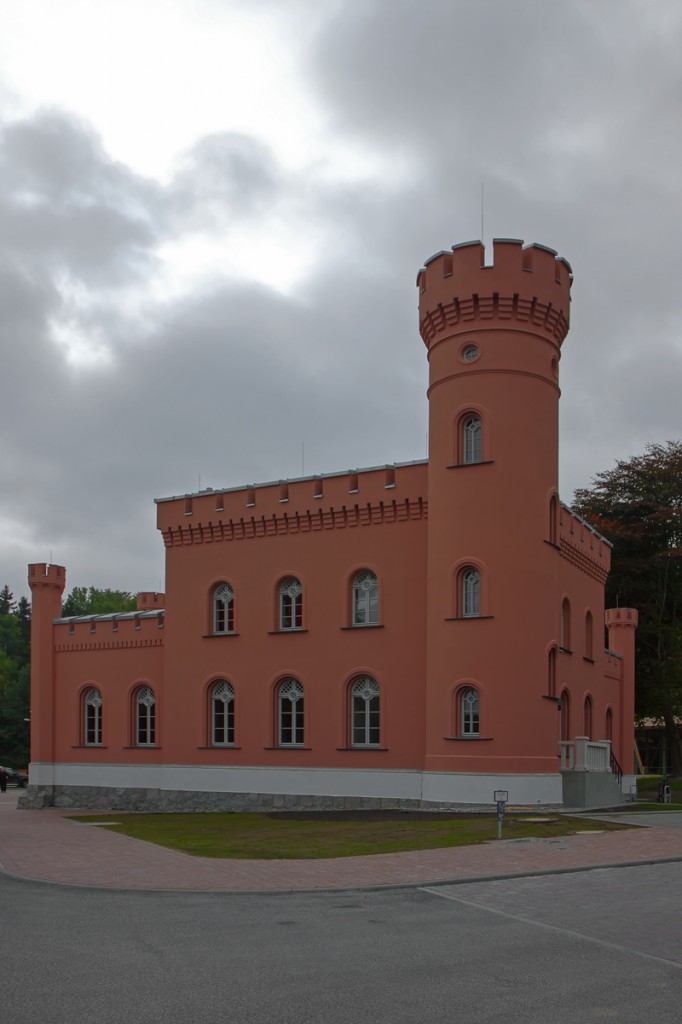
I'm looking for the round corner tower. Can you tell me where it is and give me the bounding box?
[418,239,572,786]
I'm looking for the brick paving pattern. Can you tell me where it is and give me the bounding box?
[2,791,682,892]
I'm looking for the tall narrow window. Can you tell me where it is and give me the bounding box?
[352,571,379,626]
[214,583,234,634]
[84,687,103,746]
[605,707,613,742]
[583,696,593,740]
[463,416,482,464]
[460,688,480,737]
[278,678,304,746]
[560,597,571,650]
[211,681,235,745]
[548,647,557,698]
[351,676,381,746]
[585,610,594,659]
[136,686,156,746]
[462,569,480,618]
[549,495,558,544]
[279,577,303,630]
[560,689,570,743]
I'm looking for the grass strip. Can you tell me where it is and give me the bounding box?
[67,812,631,860]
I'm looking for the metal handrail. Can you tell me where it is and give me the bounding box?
[610,750,623,786]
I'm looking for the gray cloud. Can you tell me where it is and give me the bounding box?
[1,0,681,601]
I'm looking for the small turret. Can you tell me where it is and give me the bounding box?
[28,564,66,774]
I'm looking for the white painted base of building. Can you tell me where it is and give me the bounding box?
[23,762,564,810]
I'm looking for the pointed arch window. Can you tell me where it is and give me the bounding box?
[583,696,593,740]
[279,577,303,630]
[351,676,381,746]
[459,688,480,737]
[585,610,594,659]
[213,583,234,634]
[463,416,482,464]
[211,680,235,746]
[84,687,103,746]
[548,647,557,698]
[352,571,379,626]
[278,678,304,746]
[560,597,571,650]
[135,686,156,746]
[605,707,613,743]
[462,569,480,618]
[560,689,571,743]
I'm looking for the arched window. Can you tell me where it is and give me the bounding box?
[560,597,571,650]
[462,416,482,464]
[459,688,480,737]
[83,687,102,746]
[548,647,557,698]
[351,676,381,746]
[135,686,156,746]
[352,571,379,626]
[279,577,303,630]
[560,689,570,742]
[278,678,304,746]
[211,680,235,745]
[605,707,613,742]
[583,696,593,740]
[585,610,594,659]
[462,568,480,618]
[213,583,234,634]
[548,495,559,544]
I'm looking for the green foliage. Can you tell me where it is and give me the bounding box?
[62,586,137,617]
[573,441,682,772]
[0,588,31,767]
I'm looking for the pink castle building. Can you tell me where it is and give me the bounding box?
[22,239,637,811]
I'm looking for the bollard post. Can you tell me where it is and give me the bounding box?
[494,790,508,840]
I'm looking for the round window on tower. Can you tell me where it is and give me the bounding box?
[461,344,480,363]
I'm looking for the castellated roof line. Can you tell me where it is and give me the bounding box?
[155,459,429,505]
[417,238,573,283]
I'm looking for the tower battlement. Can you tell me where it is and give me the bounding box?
[28,563,66,592]
[605,607,639,630]
[417,238,572,348]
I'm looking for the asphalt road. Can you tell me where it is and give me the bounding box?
[2,862,681,1023]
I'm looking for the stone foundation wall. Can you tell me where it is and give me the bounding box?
[18,784,429,813]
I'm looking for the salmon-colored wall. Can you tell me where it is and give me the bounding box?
[159,465,427,771]
[28,238,636,800]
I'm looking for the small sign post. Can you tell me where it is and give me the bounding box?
[494,790,509,840]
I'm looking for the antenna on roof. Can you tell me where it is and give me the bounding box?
[301,442,305,477]
[481,179,484,242]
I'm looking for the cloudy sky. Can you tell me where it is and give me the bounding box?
[1,0,681,601]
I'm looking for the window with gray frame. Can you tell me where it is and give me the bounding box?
[278,678,304,745]
[279,577,303,630]
[352,571,378,626]
[84,687,102,745]
[211,680,235,745]
[136,686,156,746]
[351,676,381,745]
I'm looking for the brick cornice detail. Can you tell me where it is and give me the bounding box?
[419,293,569,347]
[162,498,428,548]
[56,638,165,653]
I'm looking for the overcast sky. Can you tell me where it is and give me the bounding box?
[1,0,681,601]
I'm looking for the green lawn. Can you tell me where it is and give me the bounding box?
[67,811,631,859]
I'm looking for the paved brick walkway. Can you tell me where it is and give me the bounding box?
[2,790,682,892]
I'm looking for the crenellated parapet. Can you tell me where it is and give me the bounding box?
[156,461,428,547]
[28,563,66,593]
[417,238,572,349]
[605,607,639,631]
[54,609,165,651]
[558,505,611,584]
